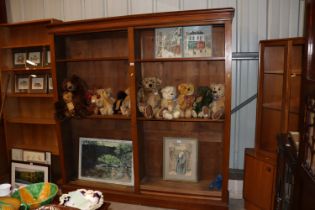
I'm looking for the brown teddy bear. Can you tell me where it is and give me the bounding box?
[120,88,131,116]
[209,84,225,119]
[159,86,181,120]
[137,77,162,118]
[177,83,195,118]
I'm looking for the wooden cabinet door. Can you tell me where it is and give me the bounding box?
[244,152,275,210]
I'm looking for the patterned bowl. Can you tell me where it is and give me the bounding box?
[11,182,58,209]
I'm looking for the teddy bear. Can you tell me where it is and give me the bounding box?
[209,83,225,120]
[177,83,195,118]
[113,90,127,114]
[55,75,89,120]
[137,77,162,119]
[120,88,131,116]
[192,86,213,118]
[159,86,181,120]
[96,88,115,115]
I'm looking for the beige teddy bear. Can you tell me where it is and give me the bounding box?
[177,83,195,118]
[209,84,225,120]
[159,86,181,120]
[96,88,115,115]
[137,77,162,118]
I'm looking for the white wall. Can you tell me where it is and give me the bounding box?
[5,0,305,169]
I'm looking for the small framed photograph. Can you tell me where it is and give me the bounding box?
[163,137,198,182]
[23,150,46,163]
[79,137,134,186]
[45,50,51,66]
[15,74,30,93]
[27,51,42,66]
[11,148,23,161]
[13,52,27,67]
[30,74,47,93]
[183,25,212,57]
[11,162,49,188]
[155,27,182,58]
[48,74,53,92]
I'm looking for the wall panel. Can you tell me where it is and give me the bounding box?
[183,0,207,10]
[107,0,128,17]
[63,0,83,21]
[156,0,180,12]
[5,0,23,22]
[43,0,64,20]
[84,0,104,19]
[130,0,153,14]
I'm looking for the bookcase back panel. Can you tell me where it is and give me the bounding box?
[0,49,13,68]
[5,98,54,119]
[137,26,225,59]
[260,109,281,152]
[288,113,299,132]
[139,61,225,86]
[264,46,285,73]
[289,76,301,113]
[262,74,283,107]
[291,45,303,74]
[62,31,128,59]
[5,123,59,154]
[66,61,129,93]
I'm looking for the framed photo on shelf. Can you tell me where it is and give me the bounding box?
[11,162,49,188]
[13,51,27,67]
[163,137,198,182]
[79,137,134,186]
[15,74,29,93]
[155,27,182,58]
[30,74,47,93]
[45,50,51,66]
[183,25,212,57]
[48,74,53,92]
[27,51,42,66]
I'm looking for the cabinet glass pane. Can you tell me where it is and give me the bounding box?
[260,108,281,152]
[289,76,301,114]
[262,74,283,110]
[264,46,285,73]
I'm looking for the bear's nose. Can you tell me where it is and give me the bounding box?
[149,84,152,88]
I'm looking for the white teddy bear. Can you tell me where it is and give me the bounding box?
[159,86,181,120]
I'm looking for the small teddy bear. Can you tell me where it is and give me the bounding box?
[209,83,225,119]
[120,88,131,116]
[192,86,213,118]
[137,77,162,119]
[177,83,195,118]
[96,88,115,115]
[159,86,181,120]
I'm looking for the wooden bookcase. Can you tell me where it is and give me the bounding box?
[244,38,304,210]
[0,19,62,171]
[50,8,234,209]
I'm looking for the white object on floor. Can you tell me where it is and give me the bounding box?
[228,180,243,199]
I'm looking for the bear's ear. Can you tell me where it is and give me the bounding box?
[156,78,162,86]
[177,84,183,91]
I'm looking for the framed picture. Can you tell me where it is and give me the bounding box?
[79,137,134,186]
[45,50,51,66]
[27,51,42,66]
[163,137,198,182]
[11,148,23,161]
[13,52,27,67]
[11,162,49,188]
[30,74,47,93]
[15,74,30,93]
[23,150,46,163]
[183,25,212,57]
[48,74,53,92]
[155,27,182,58]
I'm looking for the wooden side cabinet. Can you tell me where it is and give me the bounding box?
[244,148,276,210]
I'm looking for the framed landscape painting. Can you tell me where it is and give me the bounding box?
[155,27,182,58]
[163,137,198,182]
[78,137,134,186]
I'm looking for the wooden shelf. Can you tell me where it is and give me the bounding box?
[86,114,130,120]
[6,117,56,125]
[140,177,221,198]
[137,117,224,123]
[56,57,129,63]
[67,179,134,193]
[136,57,225,62]
[2,66,51,72]
[7,93,54,98]
[264,70,284,74]
[0,43,49,49]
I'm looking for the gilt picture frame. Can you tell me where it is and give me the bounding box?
[163,137,198,182]
[30,74,47,93]
[13,51,27,67]
[15,74,30,93]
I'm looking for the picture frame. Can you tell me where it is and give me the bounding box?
[27,51,42,67]
[11,148,23,161]
[47,74,53,92]
[11,148,51,165]
[79,137,134,186]
[183,25,212,57]
[11,162,49,188]
[30,74,47,93]
[45,50,51,66]
[155,27,182,58]
[13,51,27,67]
[163,137,198,182]
[15,74,30,93]
[23,150,46,163]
